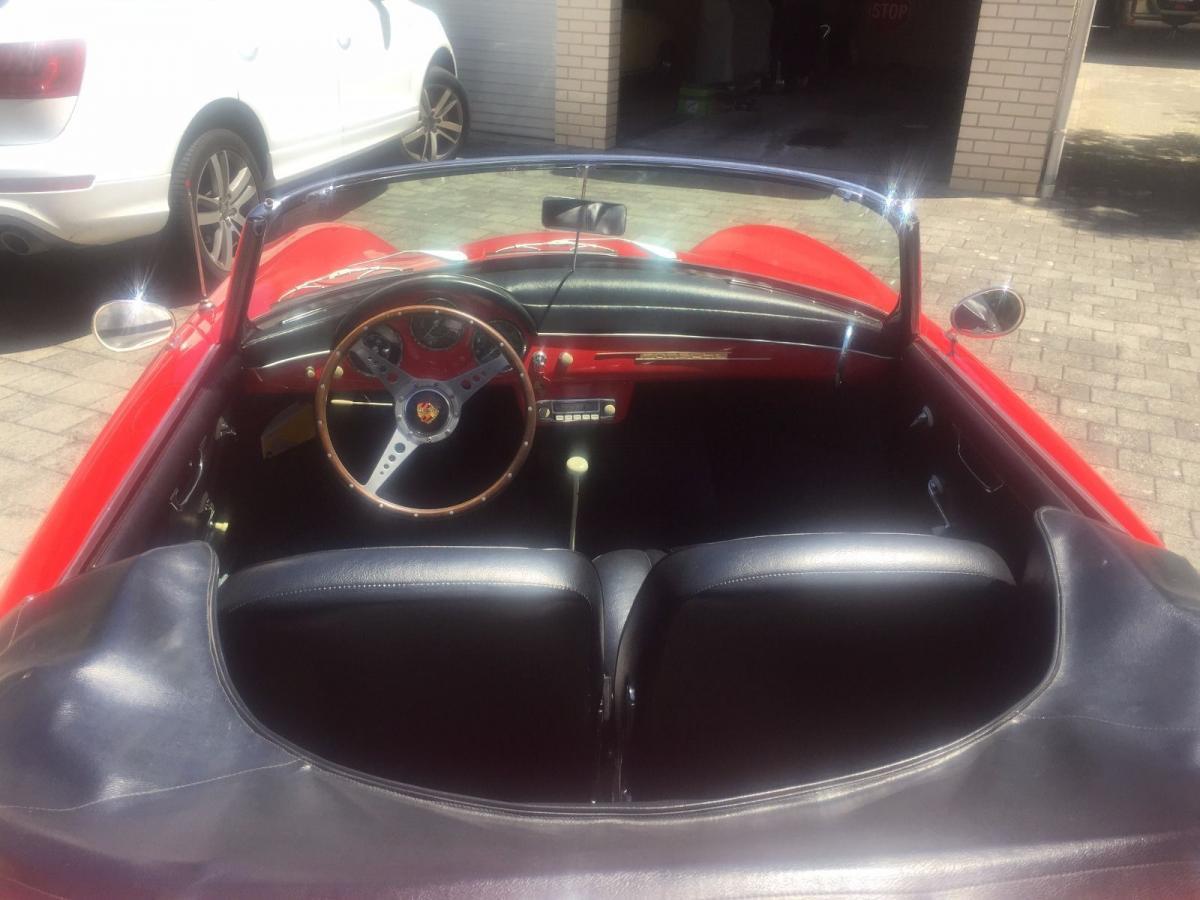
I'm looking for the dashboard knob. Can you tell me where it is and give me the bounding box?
[603,402,617,417]
[530,350,548,373]
[558,351,574,370]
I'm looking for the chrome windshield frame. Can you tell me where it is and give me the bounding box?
[226,154,921,348]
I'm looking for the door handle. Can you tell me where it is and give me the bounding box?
[337,35,352,49]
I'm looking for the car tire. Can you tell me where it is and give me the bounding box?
[399,67,470,162]
[169,128,265,286]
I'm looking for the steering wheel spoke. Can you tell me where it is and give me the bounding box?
[350,335,412,399]
[363,426,416,496]
[443,353,511,407]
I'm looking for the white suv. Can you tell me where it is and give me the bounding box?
[0,0,469,281]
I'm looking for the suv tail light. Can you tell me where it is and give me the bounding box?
[0,41,86,100]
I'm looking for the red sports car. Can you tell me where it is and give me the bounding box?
[1,156,1197,897]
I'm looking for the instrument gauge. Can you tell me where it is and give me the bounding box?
[471,320,527,362]
[409,298,464,351]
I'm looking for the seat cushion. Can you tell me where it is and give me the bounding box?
[219,546,604,802]
[592,549,665,677]
[615,533,1031,800]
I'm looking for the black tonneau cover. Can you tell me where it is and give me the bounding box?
[1,509,1199,896]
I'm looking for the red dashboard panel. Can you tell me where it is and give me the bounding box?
[246,334,891,425]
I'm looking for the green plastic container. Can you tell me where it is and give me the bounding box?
[677,85,718,117]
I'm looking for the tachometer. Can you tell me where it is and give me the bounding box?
[471,320,527,362]
[409,299,465,351]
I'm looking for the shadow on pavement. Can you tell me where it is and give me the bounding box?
[1053,128,1200,238]
[0,234,206,354]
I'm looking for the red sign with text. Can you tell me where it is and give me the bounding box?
[869,0,911,26]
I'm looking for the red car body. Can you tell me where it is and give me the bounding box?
[0,207,1159,616]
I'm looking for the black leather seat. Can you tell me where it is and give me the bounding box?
[219,546,604,802]
[614,533,1028,800]
[593,549,664,677]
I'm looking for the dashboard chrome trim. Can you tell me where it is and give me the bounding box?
[536,332,895,361]
[255,350,328,370]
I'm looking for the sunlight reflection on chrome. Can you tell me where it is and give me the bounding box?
[115,254,164,309]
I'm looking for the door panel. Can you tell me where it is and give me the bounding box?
[234,0,343,182]
[337,0,423,157]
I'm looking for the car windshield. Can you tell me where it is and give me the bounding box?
[245,158,907,322]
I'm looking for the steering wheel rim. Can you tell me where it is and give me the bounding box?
[315,304,537,518]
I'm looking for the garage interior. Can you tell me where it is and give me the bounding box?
[617,0,984,188]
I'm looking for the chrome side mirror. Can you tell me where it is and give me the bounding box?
[949,287,1025,340]
[92,299,175,352]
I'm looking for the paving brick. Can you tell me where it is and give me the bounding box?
[1119,450,1186,481]
[48,379,124,409]
[1115,376,1173,400]
[17,401,103,435]
[0,511,42,555]
[1155,478,1199,510]
[1059,399,1117,426]
[0,475,64,514]
[1116,408,1178,438]
[0,390,45,421]
[14,368,85,398]
[1096,466,1156,500]
[0,423,72,464]
[1134,501,1195,540]
[1087,423,1151,451]
[72,358,147,390]
[0,549,16,585]
[31,441,93,478]
[1150,434,1200,464]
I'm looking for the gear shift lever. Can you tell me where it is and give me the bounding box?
[566,455,588,551]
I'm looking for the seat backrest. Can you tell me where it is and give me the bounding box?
[614,533,1025,801]
[219,546,603,802]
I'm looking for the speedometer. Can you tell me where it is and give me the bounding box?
[409,299,464,351]
[471,320,527,362]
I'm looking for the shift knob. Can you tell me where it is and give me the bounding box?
[566,455,589,477]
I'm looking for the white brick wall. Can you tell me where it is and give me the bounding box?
[555,0,621,149]
[950,0,1078,196]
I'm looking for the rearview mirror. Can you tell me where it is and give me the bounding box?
[949,287,1025,340]
[542,196,627,236]
[92,299,175,352]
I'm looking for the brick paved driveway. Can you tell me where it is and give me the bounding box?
[2,46,1198,585]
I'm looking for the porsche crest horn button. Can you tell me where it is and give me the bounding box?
[416,400,440,425]
[405,390,450,435]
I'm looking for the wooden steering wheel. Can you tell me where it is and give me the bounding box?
[315,304,537,517]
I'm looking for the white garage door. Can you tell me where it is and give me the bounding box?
[421,0,556,141]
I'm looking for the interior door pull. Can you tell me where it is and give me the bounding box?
[337,36,352,49]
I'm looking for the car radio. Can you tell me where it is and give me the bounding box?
[536,398,617,424]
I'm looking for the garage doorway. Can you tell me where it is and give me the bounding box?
[617,0,983,189]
